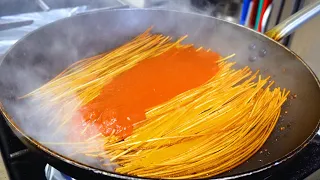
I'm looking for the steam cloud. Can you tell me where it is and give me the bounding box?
[0,0,258,175]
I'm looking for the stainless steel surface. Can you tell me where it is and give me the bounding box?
[0,19,34,31]
[290,0,320,80]
[0,7,88,55]
[0,0,124,55]
[75,5,130,15]
[266,0,320,41]
[0,9,319,179]
[36,0,50,11]
[123,0,242,23]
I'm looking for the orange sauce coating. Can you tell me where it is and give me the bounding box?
[73,47,220,139]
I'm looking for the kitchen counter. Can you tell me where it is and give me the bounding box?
[0,155,8,179]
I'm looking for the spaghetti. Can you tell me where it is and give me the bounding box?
[25,29,289,179]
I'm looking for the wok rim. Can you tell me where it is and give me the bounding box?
[0,8,319,179]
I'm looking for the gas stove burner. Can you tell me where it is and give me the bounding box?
[45,164,75,180]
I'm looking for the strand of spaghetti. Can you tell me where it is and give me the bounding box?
[119,78,255,150]
[20,33,155,98]
[110,64,290,177]
[48,39,187,104]
[121,101,282,177]
[22,33,182,101]
[24,29,289,179]
[43,36,174,101]
[145,56,237,117]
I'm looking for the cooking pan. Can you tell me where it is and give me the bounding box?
[0,1,320,179]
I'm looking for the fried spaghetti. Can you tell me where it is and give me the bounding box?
[24,29,289,179]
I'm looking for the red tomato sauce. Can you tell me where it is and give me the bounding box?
[72,47,220,139]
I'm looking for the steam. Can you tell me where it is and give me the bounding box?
[143,0,215,15]
[0,67,113,171]
[0,14,114,171]
[0,0,261,176]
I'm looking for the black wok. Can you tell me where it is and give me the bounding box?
[0,2,320,180]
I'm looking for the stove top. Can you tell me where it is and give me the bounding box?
[0,1,320,179]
